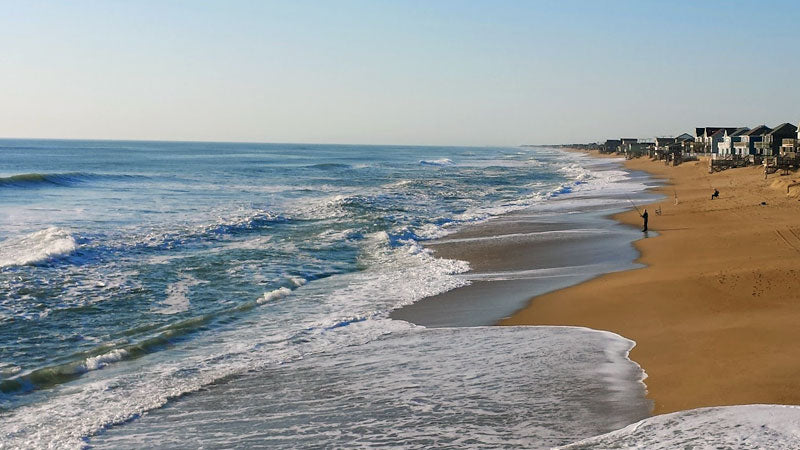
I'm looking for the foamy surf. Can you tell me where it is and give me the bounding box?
[87,327,650,449]
[0,227,78,267]
[561,404,800,449]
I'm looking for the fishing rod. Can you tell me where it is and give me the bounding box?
[626,196,643,216]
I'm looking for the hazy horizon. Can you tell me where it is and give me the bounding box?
[2,0,799,146]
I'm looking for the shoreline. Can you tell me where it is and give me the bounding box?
[390,153,656,327]
[502,150,800,415]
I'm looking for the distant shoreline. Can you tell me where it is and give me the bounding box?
[503,150,800,414]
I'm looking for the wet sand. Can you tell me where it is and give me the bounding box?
[390,195,650,327]
[503,152,800,414]
[391,159,658,328]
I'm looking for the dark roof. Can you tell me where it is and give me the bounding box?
[676,133,694,142]
[696,127,738,137]
[710,128,728,138]
[731,127,750,136]
[767,122,798,136]
[745,125,772,136]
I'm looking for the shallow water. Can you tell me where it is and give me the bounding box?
[92,326,651,449]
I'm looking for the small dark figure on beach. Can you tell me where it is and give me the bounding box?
[641,209,648,232]
[711,188,719,200]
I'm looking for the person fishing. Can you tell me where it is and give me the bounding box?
[640,209,648,232]
[627,196,648,232]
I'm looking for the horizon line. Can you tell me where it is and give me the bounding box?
[0,135,546,149]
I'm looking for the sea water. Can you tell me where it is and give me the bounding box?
[1,140,779,448]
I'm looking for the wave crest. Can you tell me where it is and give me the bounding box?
[0,227,78,267]
[0,172,144,189]
[419,158,454,166]
[257,287,293,304]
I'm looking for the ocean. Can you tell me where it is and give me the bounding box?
[5,140,793,448]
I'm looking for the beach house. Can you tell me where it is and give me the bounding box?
[654,137,676,151]
[652,137,675,158]
[624,140,653,159]
[650,134,692,162]
[756,123,798,156]
[717,127,750,157]
[733,125,772,156]
[617,138,637,155]
[602,139,621,153]
[779,121,800,156]
[695,127,738,153]
[672,133,692,155]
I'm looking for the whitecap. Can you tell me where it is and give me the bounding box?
[79,349,129,373]
[0,227,78,267]
[289,277,307,287]
[419,158,454,166]
[257,286,293,304]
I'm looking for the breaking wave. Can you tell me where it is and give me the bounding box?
[419,158,453,166]
[258,287,293,304]
[0,227,78,267]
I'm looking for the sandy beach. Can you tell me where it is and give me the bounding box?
[502,151,800,415]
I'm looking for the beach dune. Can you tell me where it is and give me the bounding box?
[502,154,800,414]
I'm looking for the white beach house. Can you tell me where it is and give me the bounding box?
[694,127,738,154]
[717,127,750,157]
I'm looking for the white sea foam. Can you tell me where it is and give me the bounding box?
[0,227,78,267]
[315,228,354,242]
[419,158,454,166]
[445,151,647,227]
[289,277,307,287]
[558,162,593,181]
[414,222,454,240]
[257,286,293,304]
[154,274,205,315]
[89,327,651,449]
[80,349,129,372]
[561,404,800,449]
[0,231,474,448]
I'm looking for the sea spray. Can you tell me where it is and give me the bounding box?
[0,227,78,267]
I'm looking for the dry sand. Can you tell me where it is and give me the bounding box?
[501,152,800,415]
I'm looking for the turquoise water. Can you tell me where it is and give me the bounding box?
[1,140,652,447]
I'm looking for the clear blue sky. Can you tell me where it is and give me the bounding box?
[1,0,798,145]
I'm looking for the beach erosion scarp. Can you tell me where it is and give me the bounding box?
[503,151,800,415]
